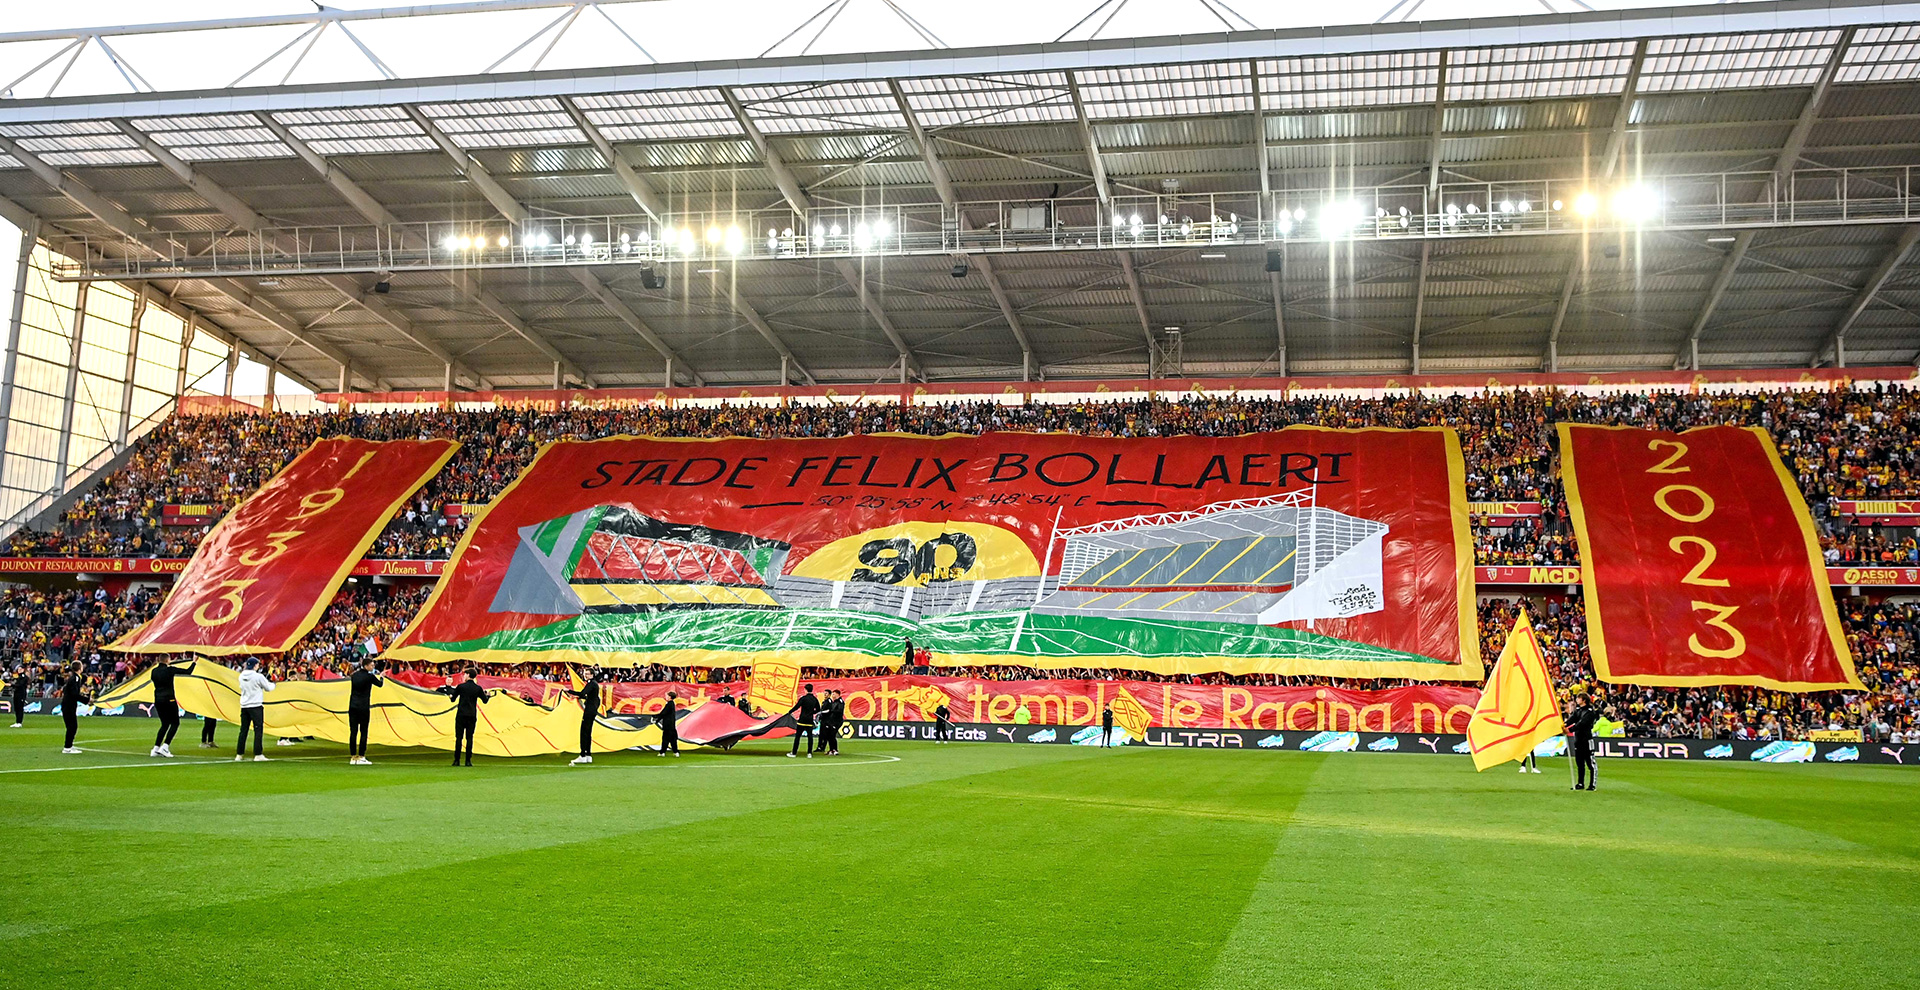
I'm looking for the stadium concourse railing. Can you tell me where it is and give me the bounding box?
[47,167,1920,282]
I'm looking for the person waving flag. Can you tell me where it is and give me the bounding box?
[1466,609,1566,772]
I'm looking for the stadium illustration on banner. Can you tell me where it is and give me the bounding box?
[386,429,1481,680]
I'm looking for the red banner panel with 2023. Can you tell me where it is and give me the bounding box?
[1559,424,1858,690]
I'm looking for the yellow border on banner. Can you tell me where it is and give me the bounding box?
[1558,423,1861,691]
[1441,425,1485,679]
[384,426,1483,680]
[1752,424,1862,689]
[109,437,460,656]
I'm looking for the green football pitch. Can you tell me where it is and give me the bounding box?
[2,722,1915,990]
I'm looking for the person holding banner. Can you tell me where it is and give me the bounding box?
[820,690,844,756]
[657,692,680,757]
[788,685,820,758]
[437,669,492,767]
[234,659,275,762]
[346,660,386,765]
[564,667,606,765]
[1565,700,1599,791]
[147,657,197,758]
[58,663,88,754]
[199,713,218,749]
[7,664,29,729]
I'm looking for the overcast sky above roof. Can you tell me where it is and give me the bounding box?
[1,0,1740,100]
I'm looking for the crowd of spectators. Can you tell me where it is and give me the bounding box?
[3,382,1918,741]
[0,585,161,701]
[4,383,1916,563]
[1477,595,1919,742]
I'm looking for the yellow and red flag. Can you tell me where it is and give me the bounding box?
[1108,685,1153,740]
[746,660,800,714]
[1466,609,1565,771]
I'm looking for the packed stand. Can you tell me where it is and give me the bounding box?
[5,384,1917,564]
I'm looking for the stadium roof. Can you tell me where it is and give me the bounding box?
[3,0,1920,390]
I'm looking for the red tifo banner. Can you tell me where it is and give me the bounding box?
[1558,424,1859,690]
[390,673,1483,733]
[386,429,1479,680]
[110,438,458,655]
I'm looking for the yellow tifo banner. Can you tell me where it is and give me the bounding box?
[1466,609,1566,771]
[95,662,660,758]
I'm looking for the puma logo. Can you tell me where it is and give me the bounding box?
[1880,746,1905,764]
[1418,736,1439,752]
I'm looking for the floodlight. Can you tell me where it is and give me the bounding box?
[1612,184,1659,223]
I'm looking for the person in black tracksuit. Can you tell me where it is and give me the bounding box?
[8,664,30,728]
[789,685,821,757]
[148,658,197,757]
[346,661,386,764]
[1565,701,1600,791]
[818,690,844,755]
[934,702,953,742]
[563,668,606,764]
[657,692,680,757]
[200,712,218,747]
[58,665,88,753]
[437,670,492,767]
[1101,703,1115,748]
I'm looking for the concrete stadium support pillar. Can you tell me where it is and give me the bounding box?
[0,220,41,468]
[174,313,196,398]
[264,366,277,412]
[222,347,237,398]
[552,361,562,390]
[53,282,90,488]
[115,293,146,448]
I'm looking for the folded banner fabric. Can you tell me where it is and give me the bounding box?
[1559,424,1859,690]
[390,673,1483,734]
[94,662,664,757]
[1466,610,1565,770]
[110,438,459,655]
[386,429,1480,679]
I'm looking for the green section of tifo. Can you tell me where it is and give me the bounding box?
[414,607,1448,667]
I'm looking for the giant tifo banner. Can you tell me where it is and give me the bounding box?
[1558,425,1859,690]
[389,673,1483,733]
[111,438,458,654]
[387,429,1480,679]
